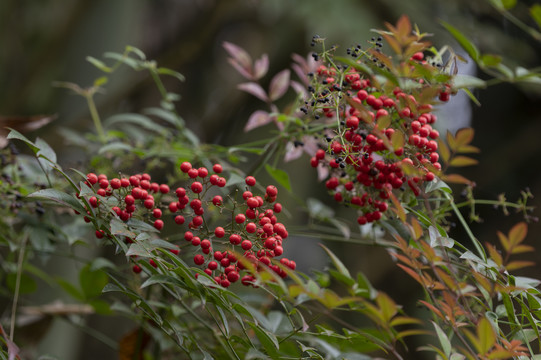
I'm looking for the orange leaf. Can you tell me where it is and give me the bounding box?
[381,33,402,55]
[510,244,534,254]
[419,300,444,320]
[472,271,494,294]
[449,156,478,167]
[485,243,503,267]
[440,174,472,185]
[410,217,423,240]
[397,264,425,286]
[395,15,412,40]
[497,231,510,252]
[389,192,406,222]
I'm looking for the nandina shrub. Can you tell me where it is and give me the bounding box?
[2,14,541,360]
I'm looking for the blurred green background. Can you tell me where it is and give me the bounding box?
[2,0,541,358]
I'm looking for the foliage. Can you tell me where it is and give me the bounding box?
[1,12,541,360]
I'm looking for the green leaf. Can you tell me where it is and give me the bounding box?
[319,244,351,279]
[156,67,185,82]
[103,52,140,69]
[86,56,113,73]
[531,4,541,30]
[432,321,452,357]
[7,272,37,294]
[6,129,39,153]
[125,45,147,60]
[141,274,183,289]
[480,54,502,67]
[265,164,291,191]
[79,264,108,299]
[452,74,486,89]
[93,76,108,87]
[104,113,167,134]
[35,137,57,165]
[57,278,84,301]
[248,322,279,357]
[440,21,480,61]
[98,142,134,154]
[27,189,86,214]
[143,107,184,127]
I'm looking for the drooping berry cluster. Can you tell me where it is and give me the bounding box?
[80,162,294,288]
[305,50,449,224]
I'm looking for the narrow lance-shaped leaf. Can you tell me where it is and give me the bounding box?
[440,21,480,61]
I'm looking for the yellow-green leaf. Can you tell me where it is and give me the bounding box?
[454,128,474,147]
[508,222,527,248]
[477,317,496,355]
[506,261,535,271]
[449,156,478,167]
[438,138,450,163]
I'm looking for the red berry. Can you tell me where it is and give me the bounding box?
[154,219,164,230]
[212,195,223,206]
[184,231,194,241]
[229,234,241,245]
[191,182,203,193]
[144,198,155,209]
[187,169,199,178]
[246,197,259,208]
[132,265,142,274]
[266,185,278,198]
[273,203,282,213]
[216,177,227,187]
[192,216,203,227]
[201,239,211,249]
[246,223,257,233]
[175,215,185,225]
[212,164,223,173]
[175,187,186,198]
[241,239,252,250]
[227,271,240,283]
[198,167,208,178]
[194,254,205,265]
[169,202,178,212]
[245,176,256,186]
[125,195,135,206]
[180,162,192,173]
[235,213,246,224]
[152,208,162,219]
[215,227,226,238]
[159,184,170,194]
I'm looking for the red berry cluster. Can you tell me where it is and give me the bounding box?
[176,162,295,288]
[80,162,294,288]
[305,51,446,224]
[83,172,170,231]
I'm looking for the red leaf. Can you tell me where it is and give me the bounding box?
[269,69,290,101]
[244,111,271,132]
[227,58,253,80]
[237,82,268,102]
